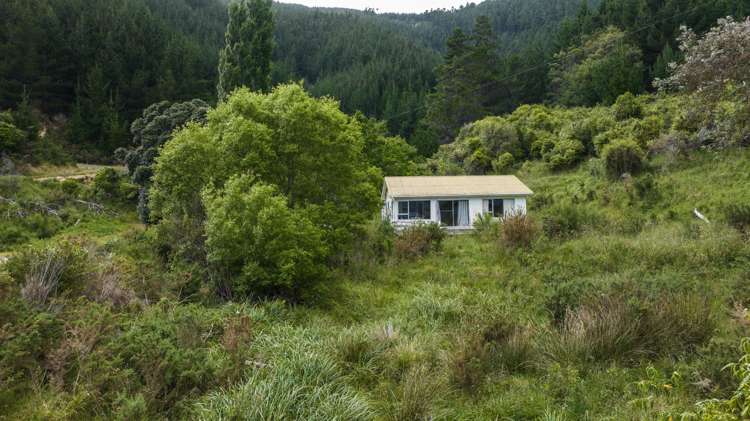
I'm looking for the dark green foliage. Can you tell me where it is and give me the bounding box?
[542,204,596,238]
[549,27,644,106]
[423,18,503,146]
[613,92,643,121]
[724,204,750,232]
[394,223,446,259]
[217,0,274,99]
[119,99,209,222]
[0,0,225,159]
[558,0,750,93]
[602,138,645,178]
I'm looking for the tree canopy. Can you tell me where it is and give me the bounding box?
[149,84,385,295]
[217,0,274,99]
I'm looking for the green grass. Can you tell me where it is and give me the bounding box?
[2,149,750,419]
[23,163,126,179]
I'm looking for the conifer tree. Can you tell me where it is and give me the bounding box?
[423,16,501,146]
[217,0,274,100]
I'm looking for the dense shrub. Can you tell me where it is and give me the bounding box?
[345,219,396,272]
[432,116,524,175]
[150,84,381,253]
[0,302,61,409]
[117,100,210,223]
[89,168,138,204]
[613,92,643,121]
[544,138,585,169]
[394,223,446,259]
[499,214,538,249]
[110,303,230,416]
[602,138,645,178]
[6,241,89,308]
[542,204,594,238]
[202,176,329,297]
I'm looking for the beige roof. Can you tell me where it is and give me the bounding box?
[384,176,533,199]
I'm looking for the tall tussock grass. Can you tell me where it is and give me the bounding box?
[538,292,716,365]
[196,332,374,420]
[499,213,539,249]
[381,363,445,421]
[449,317,536,391]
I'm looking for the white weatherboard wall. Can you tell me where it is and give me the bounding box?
[387,197,528,229]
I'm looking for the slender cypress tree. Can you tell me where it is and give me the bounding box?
[217,0,274,100]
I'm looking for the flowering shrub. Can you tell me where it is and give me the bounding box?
[656,17,750,102]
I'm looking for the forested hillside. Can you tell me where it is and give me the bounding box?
[0,0,596,160]
[3,0,750,419]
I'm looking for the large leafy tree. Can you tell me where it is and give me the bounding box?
[149,84,381,294]
[217,0,274,100]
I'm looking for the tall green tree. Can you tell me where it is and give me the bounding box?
[423,16,502,146]
[548,27,644,106]
[217,0,274,100]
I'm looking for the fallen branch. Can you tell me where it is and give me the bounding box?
[73,199,106,214]
[694,208,711,224]
[1,196,60,217]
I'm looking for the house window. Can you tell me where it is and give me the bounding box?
[397,200,431,220]
[439,200,470,226]
[487,199,514,217]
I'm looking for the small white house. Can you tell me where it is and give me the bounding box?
[382,175,534,230]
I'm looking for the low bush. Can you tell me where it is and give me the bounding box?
[345,220,396,272]
[542,204,594,238]
[472,212,500,238]
[499,214,539,249]
[602,138,645,178]
[6,240,89,308]
[613,92,643,121]
[394,223,446,259]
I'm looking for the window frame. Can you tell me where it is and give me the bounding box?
[487,199,504,218]
[397,200,431,221]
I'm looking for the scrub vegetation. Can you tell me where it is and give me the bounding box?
[2,4,750,421]
[2,147,750,419]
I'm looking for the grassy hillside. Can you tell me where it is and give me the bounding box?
[2,147,749,419]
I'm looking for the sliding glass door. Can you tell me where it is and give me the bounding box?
[438,200,469,227]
